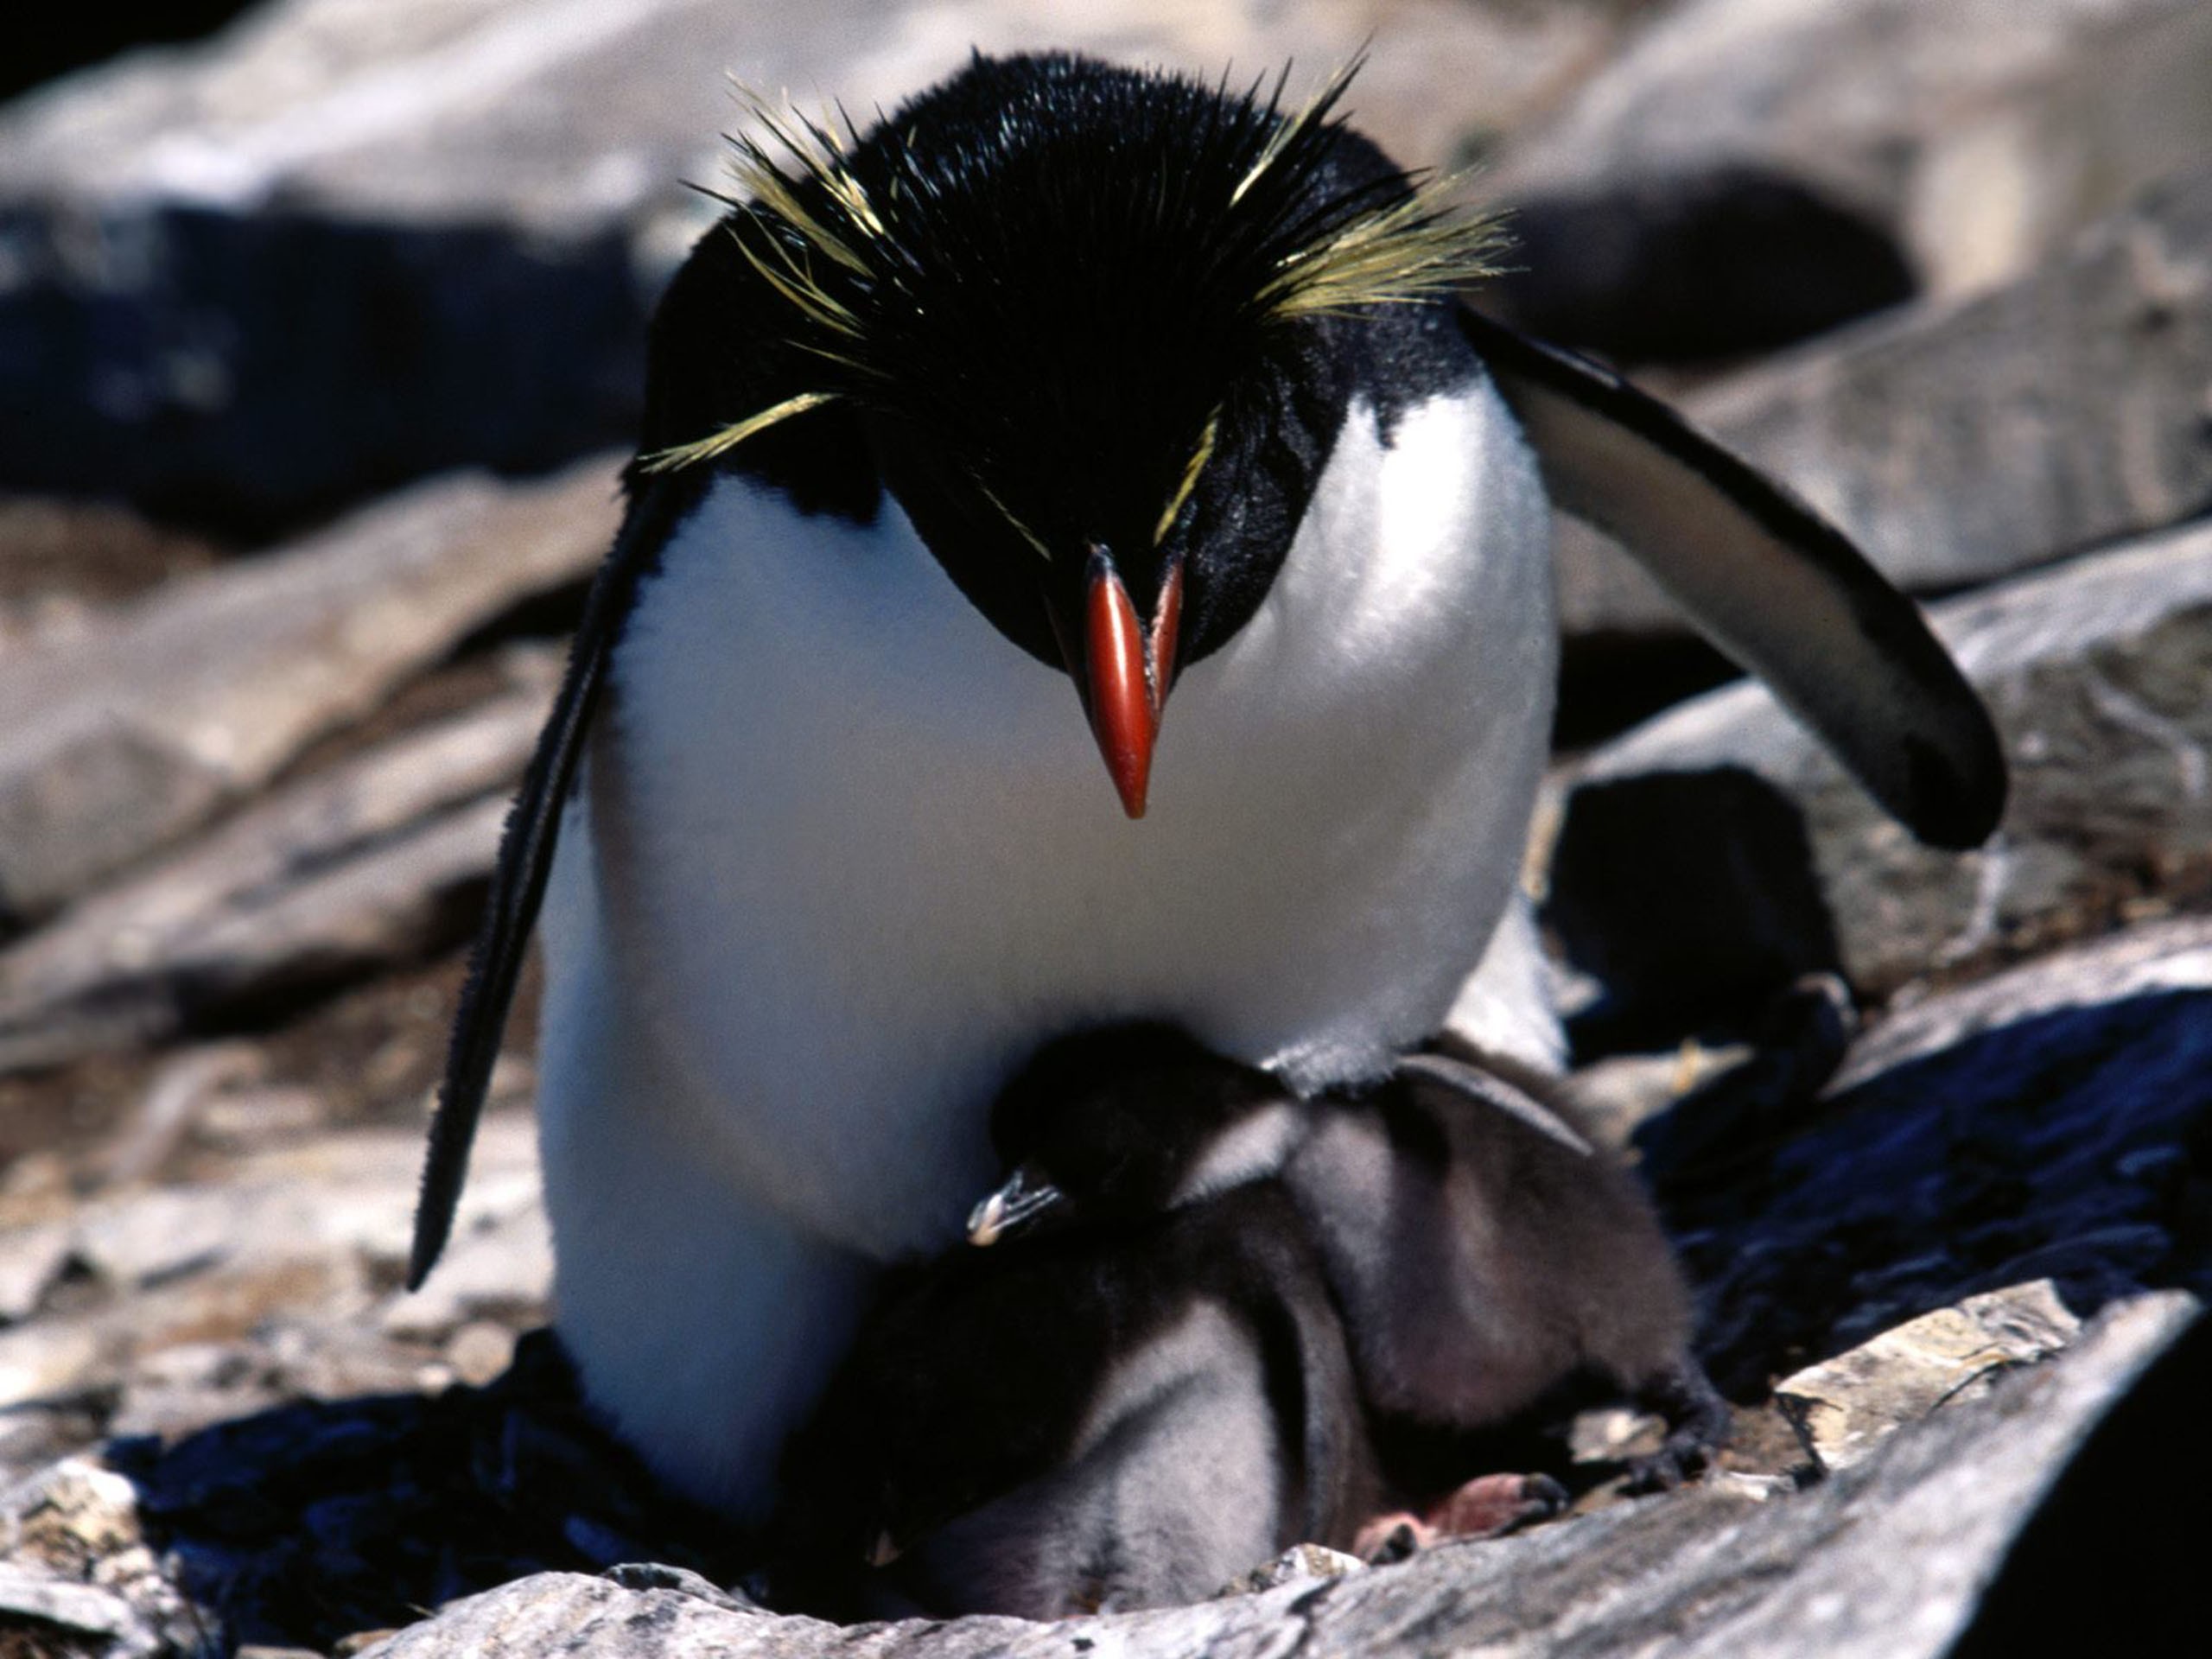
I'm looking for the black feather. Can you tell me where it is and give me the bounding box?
[407,471,702,1287]
[1460,304,2008,849]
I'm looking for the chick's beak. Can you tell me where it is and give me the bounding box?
[967,1165,1066,1246]
[1058,546,1183,819]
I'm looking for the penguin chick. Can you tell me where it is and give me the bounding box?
[766,1025,1378,1621]
[1287,1042,1730,1492]
[982,1026,1727,1492]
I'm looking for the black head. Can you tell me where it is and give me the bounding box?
[968,1023,1289,1244]
[639,53,1503,816]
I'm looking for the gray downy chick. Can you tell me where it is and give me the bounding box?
[765,1025,1379,1621]
[979,1025,1728,1497]
[1287,1039,1729,1499]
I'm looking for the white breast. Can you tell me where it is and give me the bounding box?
[534,381,1554,1512]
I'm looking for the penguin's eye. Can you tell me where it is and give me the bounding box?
[1153,410,1222,546]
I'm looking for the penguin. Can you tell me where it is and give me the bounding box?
[972,1028,1727,1510]
[1287,1042,1732,1499]
[766,1024,1379,1620]
[405,53,2005,1516]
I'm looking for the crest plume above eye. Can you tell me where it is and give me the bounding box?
[644,54,1511,476]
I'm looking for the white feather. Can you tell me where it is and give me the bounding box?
[536,380,1554,1513]
[1167,1103,1310,1209]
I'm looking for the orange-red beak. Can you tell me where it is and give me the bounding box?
[1074,547,1183,818]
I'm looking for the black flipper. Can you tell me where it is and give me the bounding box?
[1460,305,2006,850]
[406,474,699,1288]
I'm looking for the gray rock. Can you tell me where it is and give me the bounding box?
[0,0,1611,525]
[1556,163,2212,636]
[1555,518,2212,1022]
[0,0,1600,232]
[1488,0,2212,328]
[1775,1279,2082,1472]
[359,1295,2196,1659]
[0,1559,141,1639]
[92,1043,263,1188]
[1832,914,2212,1091]
[1217,1543,1368,1597]
[0,1218,73,1325]
[0,1112,543,1417]
[0,460,613,925]
[0,1458,202,1658]
[0,654,556,1072]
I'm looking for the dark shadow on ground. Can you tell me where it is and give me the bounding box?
[117,1332,746,1654]
[1644,988,2212,1396]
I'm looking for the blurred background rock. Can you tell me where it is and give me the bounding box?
[0,4,2208,1655]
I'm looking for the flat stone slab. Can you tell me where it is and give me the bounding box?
[1489,0,2212,304]
[0,650,556,1072]
[1554,163,2212,635]
[0,458,614,925]
[358,1295,2196,1659]
[1776,1279,2082,1471]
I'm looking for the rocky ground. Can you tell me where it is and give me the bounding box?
[2,1,2209,1655]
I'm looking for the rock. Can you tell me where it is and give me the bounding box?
[0,495,221,662]
[0,1322,101,1413]
[1555,163,2212,637]
[0,1457,202,1657]
[0,461,613,926]
[1945,1304,2212,1654]
[0,1563,154,1643]
[1830,913,2212,1092]
[1775,1280,2083,1471]
[443,1323,520,1389]
[1554,518,2212,1029]
[0,654,557,1071]
[1486,0,2212,352]
[92,1044,262,1187]
[1218,1543,1367,1597]
[73,1185,238,1288]
[0,0,1617,527]
[1647,922,2212,1398]
[0,791,510,1072]
[1688,168,2212,596]
[598,1562,762,1616]
[0,1217,73,1323]
[358,1295,2195,1658]
[0,1112,543,1431]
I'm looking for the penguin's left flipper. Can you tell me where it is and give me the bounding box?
[406,474,700,1289]
[1459,307,2006,851]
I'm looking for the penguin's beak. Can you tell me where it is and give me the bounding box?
[1046,545,1184,819]
[967,1165,1066,1246]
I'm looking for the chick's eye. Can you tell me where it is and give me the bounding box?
[1154,410,1222,546]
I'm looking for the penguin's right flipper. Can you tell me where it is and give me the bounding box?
[406,474,699,1289]
[1459,306,2006,850]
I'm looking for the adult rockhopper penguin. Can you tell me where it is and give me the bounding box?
[406,53,2006,1516]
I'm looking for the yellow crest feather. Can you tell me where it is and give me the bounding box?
[652,64,1509,477]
